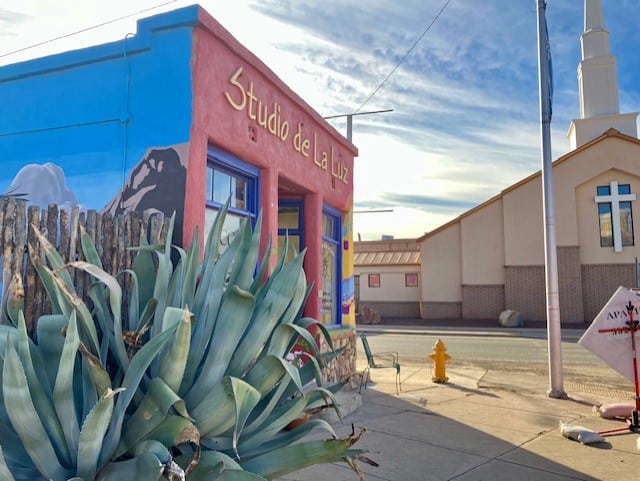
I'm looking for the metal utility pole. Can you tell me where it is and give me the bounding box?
[536,0,565,399]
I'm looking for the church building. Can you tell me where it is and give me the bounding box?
[419,0,640,324]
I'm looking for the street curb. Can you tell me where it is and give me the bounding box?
[357,325,585,342]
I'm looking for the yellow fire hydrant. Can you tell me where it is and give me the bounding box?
[429,338,451,383]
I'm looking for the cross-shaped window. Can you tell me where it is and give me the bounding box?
[594,181,636,252]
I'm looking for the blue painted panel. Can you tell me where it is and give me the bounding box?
[0,6,197,212]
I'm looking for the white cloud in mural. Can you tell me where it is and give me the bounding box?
[4,162,78,209]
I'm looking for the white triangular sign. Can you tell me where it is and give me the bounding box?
[578,286,640,384]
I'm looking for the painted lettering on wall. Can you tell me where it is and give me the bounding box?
[224,67,348,184]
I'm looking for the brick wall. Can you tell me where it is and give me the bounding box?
[420,301,462,319]
[582,264,635,321]
[504,247,587,323]
[557,246,584,323]
[505,265,546,321]
[359,301,420,318]
[461,285,505,319]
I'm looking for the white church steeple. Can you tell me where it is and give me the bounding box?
[567,0,638,149]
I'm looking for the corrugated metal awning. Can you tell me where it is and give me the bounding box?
[353,250,420,266]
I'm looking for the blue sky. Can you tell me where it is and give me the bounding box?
[2,0,639,240]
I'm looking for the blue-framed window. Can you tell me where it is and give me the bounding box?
[321,205,342,326]
[278,199,304,263]
[205,146,259,247]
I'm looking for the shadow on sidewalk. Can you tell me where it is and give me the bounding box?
[278,362,639,481]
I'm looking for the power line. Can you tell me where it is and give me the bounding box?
[355,0,453,113]
[0,0,180,59]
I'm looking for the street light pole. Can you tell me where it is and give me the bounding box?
[324,108,393,142]
[536,0,565,399]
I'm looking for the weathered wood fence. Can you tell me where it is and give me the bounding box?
[0,197,169,330]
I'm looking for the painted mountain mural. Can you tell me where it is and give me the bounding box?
[103,144,189,243]
[3,162,79,209]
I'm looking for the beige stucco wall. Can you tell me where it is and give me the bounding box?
[422,223,461,302]
[503,136,640,266]
[356,265,420,302]
[460,198,505,284]
[502,176,545,266]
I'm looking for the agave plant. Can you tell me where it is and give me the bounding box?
[0,201,369,480]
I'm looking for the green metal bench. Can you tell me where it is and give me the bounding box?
[359,333,401,395]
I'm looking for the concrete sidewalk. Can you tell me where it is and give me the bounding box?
[279,359,640,481]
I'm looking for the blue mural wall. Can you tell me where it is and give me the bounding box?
[0,7,198,223]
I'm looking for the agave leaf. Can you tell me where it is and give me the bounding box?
[224,219,253,290]
[150,251,173,342]
[68,261,127,370]
[249,231,288,305]
[36,315,68,389]
[180,226,200,310]
[167,245,188,308]
[0,418,33,470]
[182,234,242,392]
[4,271,24,327]
[266,323,318,360]
[131,237,156,321]
[186,286,255,408]
[295,317,335,354]
[158,307,192,392]
[243,355,302,396]
[234,213,262,292]
[99,324,178,464]
[36,263,100,356]
[191,376,258,439]
[304,385,343,415]
[79,225,103,269]
[16,316,57,398]
[236,395,306,456]
[119,377,190,456]
[76,388,121,481]
[78,342,112,399]
[97,441,174,481]
[0,447,17,481]
[138,415,199,449]
[53,310,80,458]
[163,212,176,260]
[118,269,141,335]
[273,263,307,329]
[239,418,336,460]
[15,313,72,466]
[197,199,231,296]
[80,356,99,420]
[240,438,362,480]
[2,341,70,481]
[174,450,242,480]
[32,226,74,289]
[248,235,272,295]
[226,254,305,378]
[241,375,291,438]
[31,261,63,316]
[227,377,261,459]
